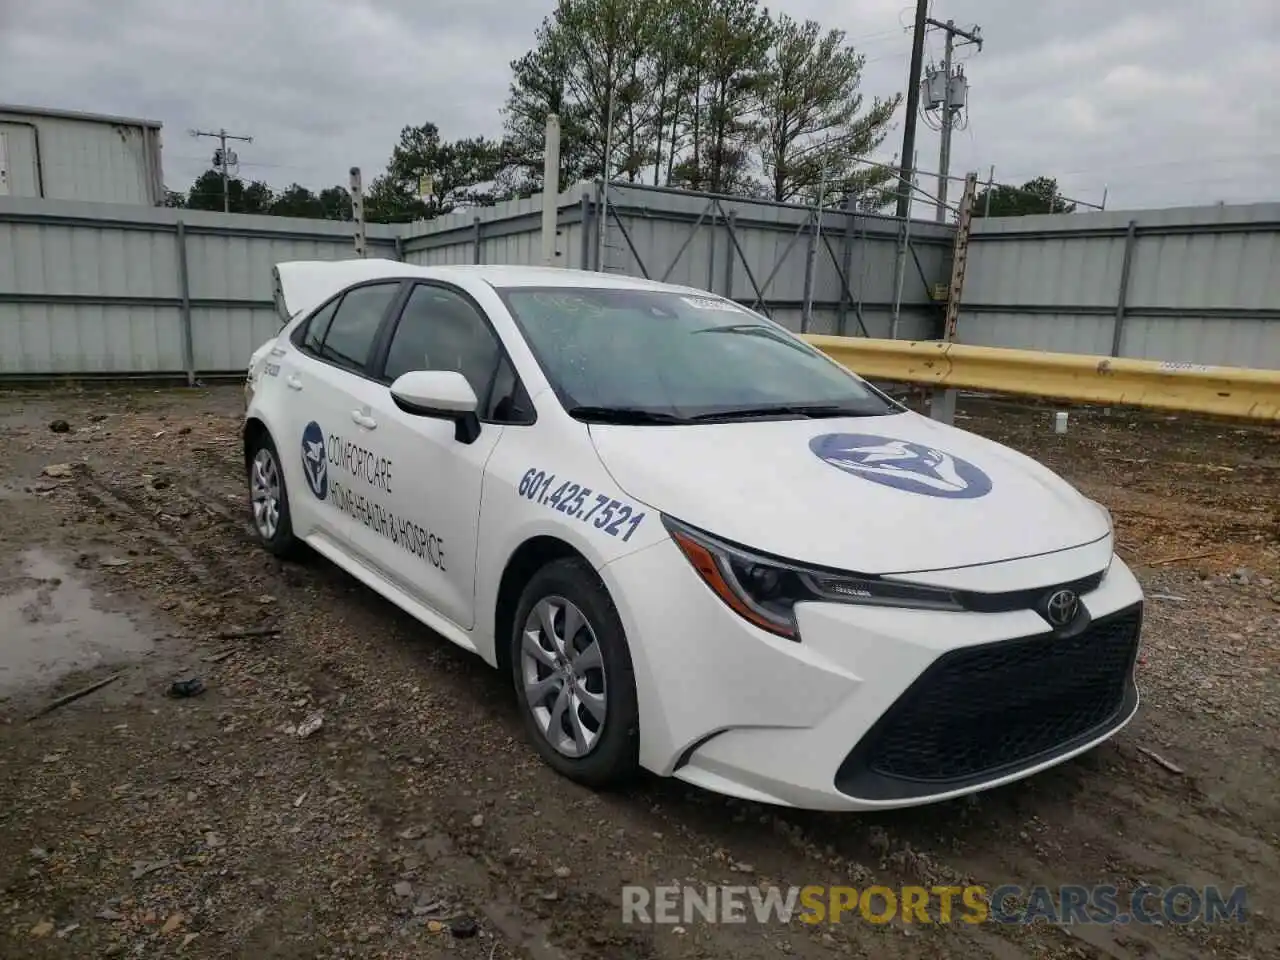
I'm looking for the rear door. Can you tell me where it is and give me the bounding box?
[277,280,405,546]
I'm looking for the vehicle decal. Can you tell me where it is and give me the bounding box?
[810,433,993,499]
[302,421,445,569]
[679,294,744,312]
[518,467,647,542]
[264,362,281,378]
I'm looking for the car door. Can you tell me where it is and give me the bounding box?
[278,280,405,548]
[358,281,534,631]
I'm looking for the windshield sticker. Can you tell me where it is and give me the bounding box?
[680,295,744,313]
[518,466,646,542]
[810,433,993,499]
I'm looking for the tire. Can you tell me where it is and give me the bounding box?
[246,431,302,559]
[511,557,640,788]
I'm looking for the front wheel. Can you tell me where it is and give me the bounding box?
[511,557,640,788]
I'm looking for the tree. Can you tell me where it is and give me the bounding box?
[162,189,186,208]
[269,183,326,219]
[184,169,273,214]
[501,43,595,196]
[318,186,353,221]
[675,0,772,195]
[972,176,1076,217]
[368,122,504,221]
[755,14,901,204]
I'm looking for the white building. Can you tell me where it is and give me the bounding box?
[0,104,165,206]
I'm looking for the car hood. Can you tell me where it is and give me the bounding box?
[588,411,1110,575]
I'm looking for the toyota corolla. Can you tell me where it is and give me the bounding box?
[242,260,1143,811]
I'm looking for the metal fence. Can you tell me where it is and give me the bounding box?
[0,196,398,379]
[2,186,1278,378]
[402,181,954,342]
[965,203,1280,368]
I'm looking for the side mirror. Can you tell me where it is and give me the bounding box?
[389,370,481,443]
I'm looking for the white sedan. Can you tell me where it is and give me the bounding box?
[243,259,1144,811]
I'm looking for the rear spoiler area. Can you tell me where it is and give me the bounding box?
[272,258,410,324]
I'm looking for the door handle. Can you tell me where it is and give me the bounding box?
[351,410,377,430]
[286,375,303,391]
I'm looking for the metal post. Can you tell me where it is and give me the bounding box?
[541,114,561,267]
[801,209,818,333]
[890,162,914,340]
[473,217,483,264]
[723,210,736,299]
[175,220,195,386]
[1110,219,1139,357]
[706,200,718,293]
[837,197,855,335]
[578,192,592,270]
[597,87,616,273]
[219,130,229,213]
[983,165,995,217]
[349,167,366,258]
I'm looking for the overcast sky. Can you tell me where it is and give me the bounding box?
[1,0,1276,214]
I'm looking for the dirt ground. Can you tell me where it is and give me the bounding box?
[0,384,1276,960]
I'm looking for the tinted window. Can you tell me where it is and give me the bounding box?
[320,283,400,371]
[496,287,898,420]
[384,285,501,399]
[301,298,339,354]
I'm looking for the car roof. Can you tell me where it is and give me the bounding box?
[273,258,721,319]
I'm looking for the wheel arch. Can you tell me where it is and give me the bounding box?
[243,416,272,472]
[492,535,599,678]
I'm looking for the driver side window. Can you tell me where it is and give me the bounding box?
[382,284,532,423]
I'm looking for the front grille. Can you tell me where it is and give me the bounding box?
[836,604,1142,800]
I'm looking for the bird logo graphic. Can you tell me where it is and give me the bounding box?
[301,422,328,499]
[810,433,992,499]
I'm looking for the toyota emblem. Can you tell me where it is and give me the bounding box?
[1044,589,1080,627]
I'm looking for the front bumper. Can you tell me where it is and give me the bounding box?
[599,537,1144,811]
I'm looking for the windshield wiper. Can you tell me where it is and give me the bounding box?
[567,405,692,425]
[690,403,881,421]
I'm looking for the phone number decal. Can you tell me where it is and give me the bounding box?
[518,467,646,542]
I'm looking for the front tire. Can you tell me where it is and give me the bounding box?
[246,432,302,559]
[511,557,640,788]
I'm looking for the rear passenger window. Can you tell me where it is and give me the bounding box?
[301,299,339,355]
[318,283,400,372]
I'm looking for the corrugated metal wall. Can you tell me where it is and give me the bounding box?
[402,181,952,341]
[3,189,1277,377]
[0,111,163,206]
[966,202,1280,368]
[0,197,397,377]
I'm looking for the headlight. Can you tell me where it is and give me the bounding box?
[662,516,963,641]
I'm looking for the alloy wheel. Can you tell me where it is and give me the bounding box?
[520,596,608,758]
[250,447,282,541]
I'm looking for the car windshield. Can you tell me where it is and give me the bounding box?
[494,286,900,422]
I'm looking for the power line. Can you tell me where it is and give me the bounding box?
[189,127,254,213]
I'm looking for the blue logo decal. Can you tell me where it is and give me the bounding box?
[301,421,328,500]
[810,433,992,499]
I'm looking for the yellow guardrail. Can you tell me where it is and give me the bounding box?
[804,336,1280,422]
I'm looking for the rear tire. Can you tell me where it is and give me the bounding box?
[511,557,640,788]
[246,431,302,559]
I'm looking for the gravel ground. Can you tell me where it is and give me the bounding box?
[0,385,1276,960]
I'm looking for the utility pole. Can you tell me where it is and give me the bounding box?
[924,18,982,222]
[191,127,253,213]
[894,0,930,219]
[597,86,616,272]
